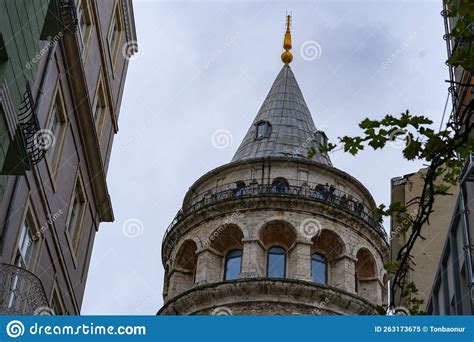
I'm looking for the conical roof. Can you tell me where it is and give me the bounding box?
[232,65,331,165]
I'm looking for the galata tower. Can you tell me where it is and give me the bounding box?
[158,16,389,315]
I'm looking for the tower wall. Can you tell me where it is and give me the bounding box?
[160,159,389,315]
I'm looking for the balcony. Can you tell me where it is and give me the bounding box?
[163,181,388,252]
[0,263,49,315]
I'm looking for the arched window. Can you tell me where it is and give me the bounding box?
[224,249,242,280]
[311,253,327,284]
[256,121,271,139]
[267,246,286,278]
[233,181,246,197]
[271,178,289,194]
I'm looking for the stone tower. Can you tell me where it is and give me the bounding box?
[159,18,389,315]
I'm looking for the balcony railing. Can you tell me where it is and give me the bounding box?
[18,84,46,165]
[0,263,49,315]
[163,181,388,251]
[59,0,83,55]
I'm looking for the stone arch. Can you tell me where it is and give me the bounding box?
[311,229,345,259]
[210,224,244,254]
[355,247,380,304]
[169,239,198,297]
[311,229,346,288]
[197,224,245,282]
[355,248,376,278]
[259,220,297,278]
[259,220,297,250]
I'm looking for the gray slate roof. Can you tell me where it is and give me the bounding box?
[232,65,332,165]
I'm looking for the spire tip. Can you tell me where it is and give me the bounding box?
[281,14,293,64]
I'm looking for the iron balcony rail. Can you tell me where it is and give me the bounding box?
[0,263,49,315]
[18,84,46,165]
[163,181,388,247]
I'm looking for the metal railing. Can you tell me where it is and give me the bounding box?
[18,84,45,166]
[162,181,388,250]
[59,0,83,55]
[0,263,48,315]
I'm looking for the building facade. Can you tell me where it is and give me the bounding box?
[159,19,389,316]
[0,0,136,315]
[390,169,458,309]
[425,0,473,315]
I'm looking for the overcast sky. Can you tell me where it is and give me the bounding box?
[81,0,449,314]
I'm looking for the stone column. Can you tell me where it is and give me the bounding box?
[289,240,312,281]
[194,248,223,284]
[241,238,265,278]
[168,269,194,298]
[330,255,356,293]
[358,278,381,304]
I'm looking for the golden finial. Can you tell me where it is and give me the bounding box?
[281,14,293,64]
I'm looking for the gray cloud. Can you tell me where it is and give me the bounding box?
[81,0,449,314]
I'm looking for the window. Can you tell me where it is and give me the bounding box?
[233,181,246,197]
[271,178,289,194]
[66,177,86,253]
[267,246,286,278]
[108,4,123,69]
[8,209,39,308]
[15,218,35,269]
[77,0,92,54]
[46,105,60,157]
[311,253,327,284]
[224,249,242,280]
[256,121,271,139]
[92,78,108,139]
[313,130,328,148]
[46,85,67,177]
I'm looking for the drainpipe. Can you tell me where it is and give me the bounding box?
[460,182,474,313]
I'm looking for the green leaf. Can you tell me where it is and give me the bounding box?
[403,138,421,160]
